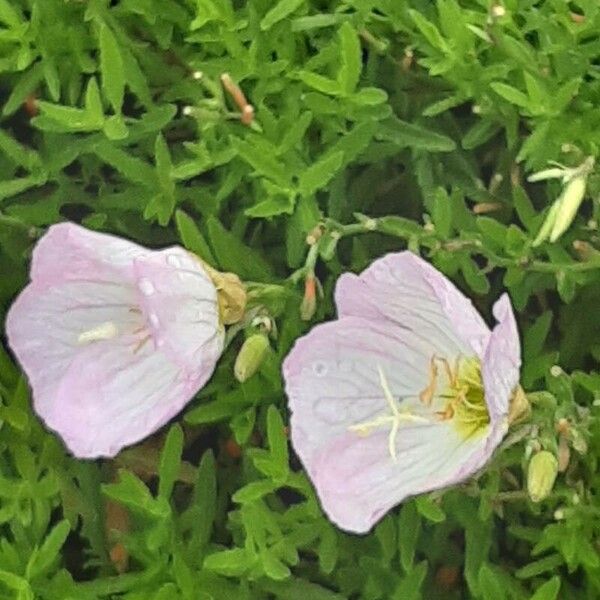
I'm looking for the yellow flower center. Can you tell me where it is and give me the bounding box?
[348,355,491,461]
[435,357,490,439]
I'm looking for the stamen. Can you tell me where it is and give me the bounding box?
[77,322,118,345]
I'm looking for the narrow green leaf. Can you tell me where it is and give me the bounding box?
[175,209,216,264]
[296,71,341,96]
[99,23,125,113]
[318,528,338,574]
[102,470,169,519]
[204,548,254,576]
[462,119,501,150]
[298,151,343,197]
[490,82,530,109]
[530,577,561,600]
[379,117,456,152]
[338,22,361,95]
[408,9,449,52]
[231,136,290,187]
[515,553,563,579]
[398,501,421,572]
[93,140,156,186]
[206,216,273,281]
[27,520,70,579]
[232,479,278,503]
[478,564,505,600]
[266,405,289,483]
[260,0,304,31]
[432,187,452,237]
[415,495,445,522]
[158,424,184,500]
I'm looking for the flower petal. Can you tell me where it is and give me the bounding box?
[482,294,521,424]
[6,279,139,419]
[48,340,198,458]
[30,222,148,285]
[133,248,223,376]
[283,316,440,475]
[335,252,490,357]
[312,423,493,533]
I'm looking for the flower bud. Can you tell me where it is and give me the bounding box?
[549,175,587,242]
[234,334,270,383]
[300,274,317,321]
[527,451,558,503]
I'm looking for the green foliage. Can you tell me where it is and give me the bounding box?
[1,0,600,598]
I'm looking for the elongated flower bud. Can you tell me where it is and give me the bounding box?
[549,175,587,242]
[234,334,270,382]
[527,451,558,502]
[300,274,317,321]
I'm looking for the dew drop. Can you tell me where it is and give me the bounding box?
[149,313,160,328]
[312,361,328,377]
[138,278,155,296]
[166,254,181,268]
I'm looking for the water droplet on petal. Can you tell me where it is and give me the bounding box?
[138,278,155,296]
[166,254,181,268]
[313,361,328,377]
[149,313,160,328]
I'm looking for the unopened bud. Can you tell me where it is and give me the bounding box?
[300,274,317,320]
[557,435,570,472]
[549,175,587,242]
[234,334,270,382]
[527,451,558,503]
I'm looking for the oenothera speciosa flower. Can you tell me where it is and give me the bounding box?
[6,223,245,459]
[283,252,522,533]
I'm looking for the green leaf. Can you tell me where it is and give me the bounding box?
[490,82,530,109]
[99,23,125,112]
[379,117,456,152]
[461,257,490,295]
[350,87,388,106]
[318,528,338,574]
[337,22,361,95]
[102,470,169,519]
[415,495,445,522]
[204,548,254,576]
[462,119,501,150]
[408,9,449,52]
[432,187,452,237]
[266,405,289,483]
[398,501,421,572]
[260,0,304,31]
[158,424,184,500]
[298,151,344,197]
[93,140,157,186]
[231,136,290,187]
[175,209,216,264]
[530,577,561,600]
[515,553,563,579]
[206,216,273,281]
[478,564,505,600]
[296,71,341,96]
[26,520,70,580]
[232,480,278,503]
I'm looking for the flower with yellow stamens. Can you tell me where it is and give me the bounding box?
[283,251,521,533]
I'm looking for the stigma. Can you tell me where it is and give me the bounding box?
[77,321,119,345]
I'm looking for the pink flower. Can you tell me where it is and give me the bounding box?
[6,223,225,458]
[283,252,521,533]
